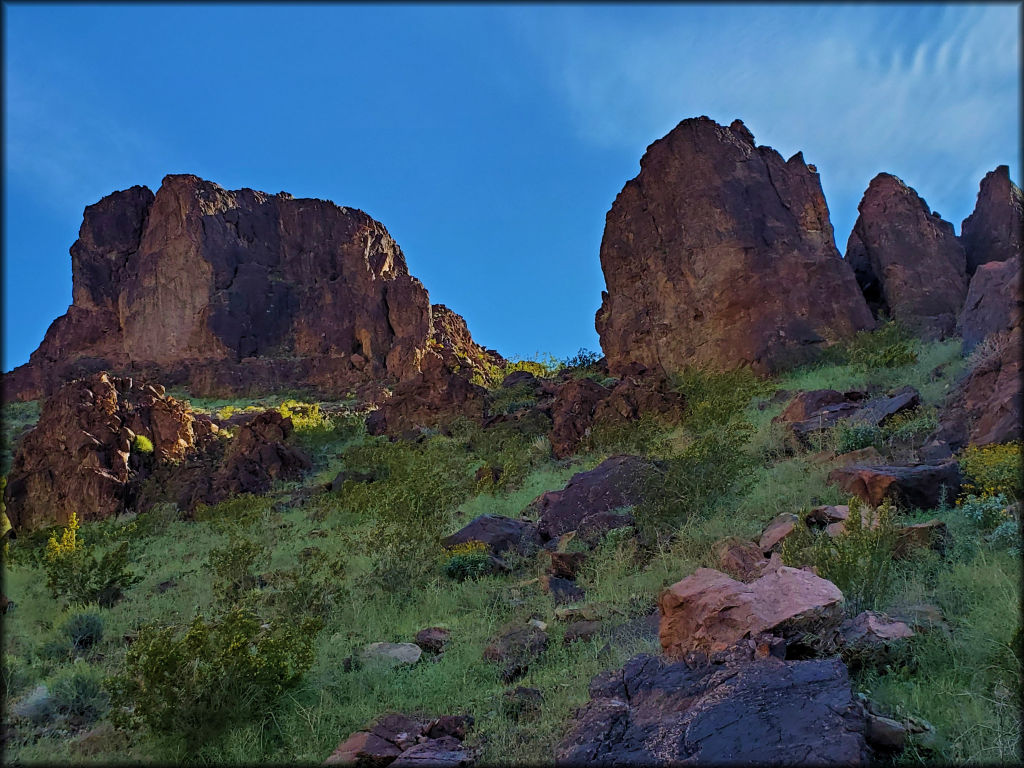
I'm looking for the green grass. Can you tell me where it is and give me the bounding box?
[2,399,40,475]
[2,338,1019,764]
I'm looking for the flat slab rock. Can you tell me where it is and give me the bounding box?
[659,566,844,657]
[555,653,868,765]
[828,461,961,510]
[325,714,473,767]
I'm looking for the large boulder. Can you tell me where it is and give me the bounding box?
[5,174,496,402]
[440,514,541,557]
[596,116,874,376]
[531,455,655,545]
[845,173,967,338]
[959,255,1023,353]
[555,653,868,765]
[960,165,1023,275]
[3,372,215,531]
[546,377,609,458]
[658,567,845,657]
[775,386,918,445]
[827,462,961,510]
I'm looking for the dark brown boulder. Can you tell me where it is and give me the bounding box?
[959,255,1022,353]
[827,462,961,510]
[596,116,873,377]
[546,377,609,458]
[5,175,496,402]
[3,372,215,531]
[440,515,541,557]
[960,165,1023,275]
[414,627,451,655]
[894,520,949,558]
[555,653,868,765]
[532,455,654,545]
[845,173,967,338]
[711,537,773,582]
[210,410,311,500]
[846,386,920,427]
[366,353,488,437]
[429,304,504,386]
[592,362,686,425]
[776,386,919,445]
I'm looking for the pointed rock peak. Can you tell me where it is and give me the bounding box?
[729,119,755,145]
[961,164,1023,274]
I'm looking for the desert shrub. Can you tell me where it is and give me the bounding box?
[880,405,938,445]
[488,381,540,416]
[106,609,319,746]
[455,413,552,491]
[673,367,769,434]
[277,400,332,432]
[583,413,667,457]
[958,493,1013,534]
[62,612,104,651]
[843,320,918,370]
[988,519,1020,553]
[959,442,1023,501]
[835,422,881,453]
[131,434,154,455]
[781,498,898,613]
[207,536,269,606]
[194,493,268,532]
[44,513,140,607]
[499,353,563,380]
[638,418,756,534]
[259,548,347,622]
[441,540,492,581]
[12,684,56,725]
[50,662,109,722]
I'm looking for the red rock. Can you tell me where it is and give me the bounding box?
[866,714,908,752]
[4,175,497,402]
[778,390,854,422]
[758,513,798,553]
[828,461,961,510]
[389,737,472,768]
[894,520,949,558]
[845,173,967,339]
[539,574,586,605]
[414,627,451,655]
[711,537,770,582]
[3,373,215,531]
[840,611,914,647]
[959,255,1022,353]
[546,377,609,458]
[423,715,472,741]
[658,566,845,657]
[596,116,873,376]
[846,386,920,427]
[960,165,1023,275]
[563,620,603,644]
[323,731,402,766]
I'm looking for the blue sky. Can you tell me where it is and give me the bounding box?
[3,3,1020,372]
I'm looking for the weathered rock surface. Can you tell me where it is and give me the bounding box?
[960,165,1023,275]
[5,174,496,402]
[845,173,967,338]
[324,713,473,767]
[3,372,215,531]
[658,567,845,657]
[828,461,961,509]
[596,116,873,376]
[840,611,914,659]
[483,625,548,682]
[555,653,868,765]
[440,515,540,557]
[414,627,451,655]
[712,537,779,582]
[774,386,917,445]
[531,455,653,546]
[546,377,608,458]
[959,255,1023,353]
[362,643,423,667]
[894,520,949,558]
[758,513,799,553]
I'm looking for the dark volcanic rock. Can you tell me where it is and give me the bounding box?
[959,255,1022,353]
[546,377,609,459]
[5,174,497,402]
[960,165,1023,275]
[845,173,967,338]
[596,116,873,376]
[483,625,548,682]
[827,462,961,510]
[3,372,215,531]
[532,455,654,545]
[555,653,868,765]
[441,514,541,557]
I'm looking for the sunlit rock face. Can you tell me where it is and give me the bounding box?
[596,116,874,377]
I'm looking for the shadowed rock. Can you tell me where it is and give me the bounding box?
[597,116,873,376]
[960,165,1023,275]
[959,255,1022,353]
[828,462,961,509]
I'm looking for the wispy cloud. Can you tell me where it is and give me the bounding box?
[511,4,1020,245]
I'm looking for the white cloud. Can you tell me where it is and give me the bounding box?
[513,4,1020,244]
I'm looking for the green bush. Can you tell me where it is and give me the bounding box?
[62,612,104,651]
[673,367,769,434]
[781,498,898,613]
[258,548,347,622]
[959,493,1012,533]
[132,434,154,455]
[50,662,109,722]
[844,321,918,370]
[441,541,493,581]
[959,442,1023,501]
[44,514,140,607]
[106,609,319,746]
[835,422,881,453]
[880,406,938,445]
[988,519,1020,553]
[207,536,269,605]
[194,493,268,533]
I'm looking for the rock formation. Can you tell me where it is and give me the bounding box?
[596,116,874,376]
[845,173,967,338]
[958,255,1022,353]
[960,165,1023,275]
[3,373,216,531]
[4,174,498,401]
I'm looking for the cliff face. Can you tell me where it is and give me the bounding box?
[5,175,499,400]
[960,165,1024,275]
[596,117,874,376]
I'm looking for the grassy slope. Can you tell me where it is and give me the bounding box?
[2,335,1020,765]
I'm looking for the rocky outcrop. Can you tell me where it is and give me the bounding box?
[440,515,541,557]
[596,116,873,376]
[324,713,473,767]
[775,386,918,445]
[555,653,868,765]
[845,173,967,338]
[959,255,1022,353]
[827,461,961,510]
[960,165,1023,275]
[5,174,496,401]
[3,373,216,531]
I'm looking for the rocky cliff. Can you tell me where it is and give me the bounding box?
[595,116,874,376]
[960,165,1024,275]
[4,175,500,401]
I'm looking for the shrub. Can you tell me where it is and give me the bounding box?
[63,612,104,651]
[835,422,881,454]
[958,493,1013,533]
[277,400,332,433]
[844,321,918,370]
[583,413,667,457]
[258,548,347,622]
[880,406,938,445]
[50,662,109,722]
[194,493,268,533]
[499,353,563,380]
[673,367,769,434]
[44,513,141,607]
[959,442,1023,501]
[781,498,898,613]
[131,434,154,455]
[988,519,1020,553]
[12,684,56,725]
[106,609,320,746]
[207,536,269,605]
[441,540,493,581]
